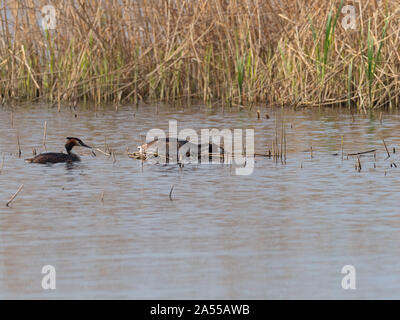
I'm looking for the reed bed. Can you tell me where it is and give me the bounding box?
[0,0,399,109]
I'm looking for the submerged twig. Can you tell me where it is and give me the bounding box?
[6,184,24,207]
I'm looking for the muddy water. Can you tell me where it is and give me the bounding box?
[1,104,400,299]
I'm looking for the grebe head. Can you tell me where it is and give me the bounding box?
[65,137,92,154]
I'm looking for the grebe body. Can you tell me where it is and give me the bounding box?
[138,137,224,161]
[25,137,92,164]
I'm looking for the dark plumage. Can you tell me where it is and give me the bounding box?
[25,137,92,164]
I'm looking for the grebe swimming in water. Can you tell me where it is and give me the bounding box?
[137,137,224,162]
[25,137,92,164]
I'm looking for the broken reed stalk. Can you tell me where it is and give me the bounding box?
[347,149,377,156]
[6,184,24,207]
[271,139,275,160]
[280,121,284,164]
[284,124,287,164]
[275,118,278,162]
[17,135,21,158]
[57,93,61,112]
[0,154,4,174]
[383,139,390,159]
[42,121,47,150]
[341,135,344,161]
[267,116,287,162]
[355,157,362,172]
[95,148,111,156]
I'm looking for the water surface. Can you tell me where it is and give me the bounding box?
[1,104,400,299]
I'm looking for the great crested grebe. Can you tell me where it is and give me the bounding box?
[138,137,224,161]
[137,137,189,155]
[25,137,92,164]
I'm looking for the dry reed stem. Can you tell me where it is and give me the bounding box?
[356,157,362,172]
[42,120,47,149]
[382,139,390,159]
[0,154,4,174]
[95,147,111,156]
[169,185,174,201]
[6,184,24,207]
[347,149,377,156]
[17,135,21,157]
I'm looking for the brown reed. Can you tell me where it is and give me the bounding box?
[0,1,398,110]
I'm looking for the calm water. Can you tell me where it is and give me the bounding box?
[1,104,400,299]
